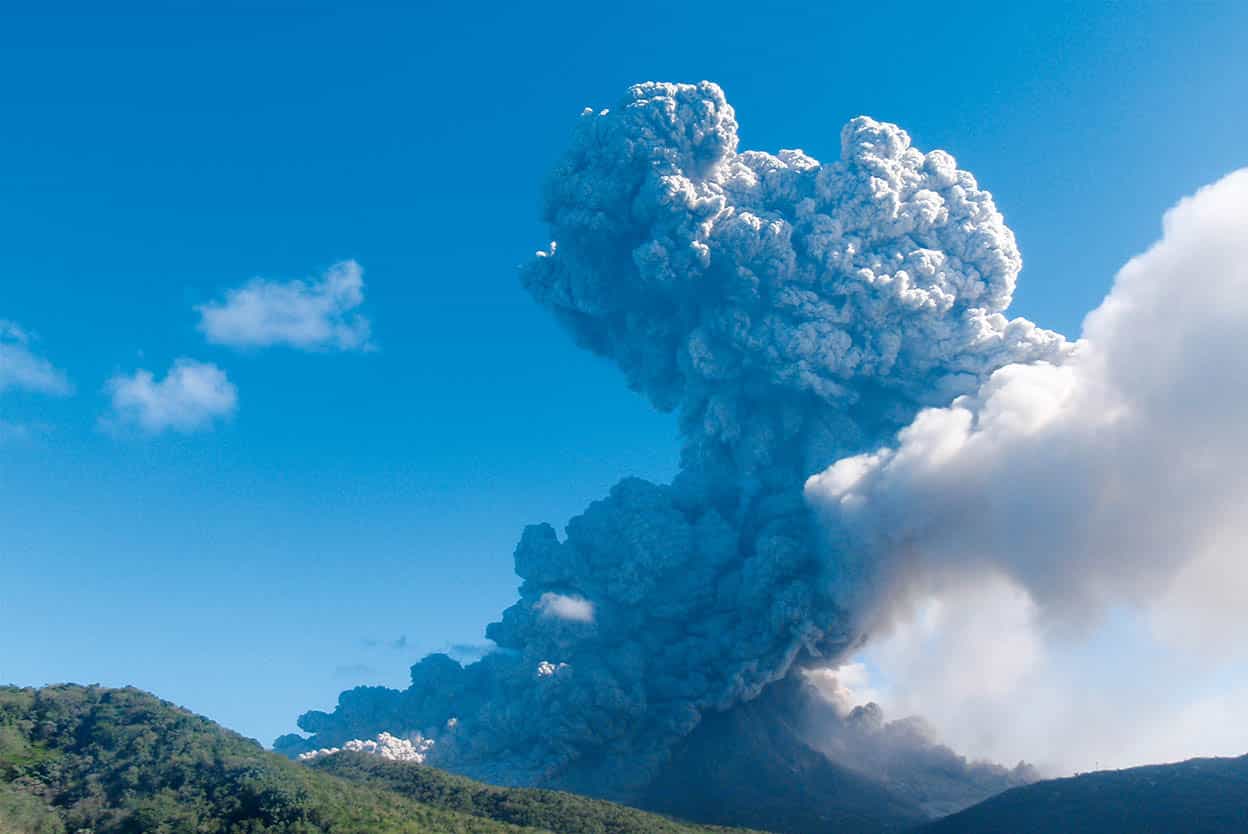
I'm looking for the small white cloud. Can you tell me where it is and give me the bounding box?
[106,358,237,434]
[0,320,71,396]
[0,421,34,443]
[196,260,372,351]
[535,592,595,623]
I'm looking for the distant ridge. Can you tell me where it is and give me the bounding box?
[916,754,1248,834]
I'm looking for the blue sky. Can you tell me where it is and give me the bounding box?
[2,1,1246,746]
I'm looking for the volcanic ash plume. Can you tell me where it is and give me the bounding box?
[278,81,1064,796]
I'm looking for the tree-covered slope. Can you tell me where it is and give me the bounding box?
[0,685,761,834]
[312,753,757,834]
[915,754,1248,834]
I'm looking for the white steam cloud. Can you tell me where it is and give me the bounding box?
[298,731,435,764]
[197,260,372,352]
[807,168,1248,772]
[106,358,237,434]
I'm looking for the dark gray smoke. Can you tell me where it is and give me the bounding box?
[799,669,1036,818]
[277,81,1063,797]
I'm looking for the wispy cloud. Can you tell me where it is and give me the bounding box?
[105,359,237,434]
[446,642,495,663]
[334,663,379,679]
[0,420,52,444]
[196,261,372,352]
[0,320,71,396]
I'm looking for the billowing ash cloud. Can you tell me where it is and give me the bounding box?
[280,81,1065,796]
[805,168,1248,771]
[799,667,1036,817]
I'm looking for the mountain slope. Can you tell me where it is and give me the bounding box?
[639,684,929,834]
[313,753,758,834]
[0,685,761,834]
[916,755,1248,834]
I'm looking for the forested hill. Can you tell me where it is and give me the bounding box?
[0,684,761,834]
[916,754,1248,834]
[312,753,756,834]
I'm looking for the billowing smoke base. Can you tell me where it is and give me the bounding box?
[279,81,1066,796]
[298,732,435,764]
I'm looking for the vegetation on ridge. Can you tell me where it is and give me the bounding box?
[0,685,760,834]
[312,752,755,834]
[915,754,1248,834]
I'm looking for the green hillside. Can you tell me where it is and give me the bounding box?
[0,685,759,834]
[312,754,755,834]
[916,754,1248,834]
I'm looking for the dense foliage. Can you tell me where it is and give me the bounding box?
[312,753,754,834]
[6,683,1248,834]
[918,754,1248,834]
[0,685,754,834]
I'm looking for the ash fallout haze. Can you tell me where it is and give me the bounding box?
[2,0,1248,828]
